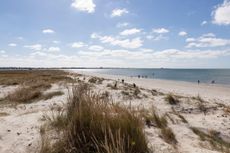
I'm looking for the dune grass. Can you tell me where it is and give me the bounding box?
[191,127,230,152]
[165,94,180,105]
[144,110,177,145]
[0,70,73,86]
[42,91,64,100]
[2,70,73,104]
[40,83,150,153]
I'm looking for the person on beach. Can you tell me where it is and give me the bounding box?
[198,80,200,85]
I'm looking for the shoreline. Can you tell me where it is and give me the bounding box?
[72,70,230,103]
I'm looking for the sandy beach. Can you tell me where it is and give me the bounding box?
[0,70,229,153]
[74,70,230,103]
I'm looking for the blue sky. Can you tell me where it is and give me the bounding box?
[0,0,230,68]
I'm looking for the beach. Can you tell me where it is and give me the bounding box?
[0,70,229,153]
[74,70,230,103]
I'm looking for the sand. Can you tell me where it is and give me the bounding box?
[74,70,230,103]
[0,70,229,153]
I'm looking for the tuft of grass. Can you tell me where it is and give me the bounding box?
[133,88,141,97]
[153,112,168,129]
[191,127,230,152]
[88,77,104,84]
[107,82,118,90]
[196,96,207,115]
[40,83,150,153]
[6,87,42,103]
[165,94,179,105]
[143,110,177,145]
[41,91,64,100]
[161,127,177,145]
[0,112,9,117]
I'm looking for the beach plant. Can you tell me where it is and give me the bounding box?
[165,94,180,105]
[40,83,150,153]
[191,127,230,152]
[144,110,177,145]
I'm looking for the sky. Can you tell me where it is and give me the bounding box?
[0,0,230,68]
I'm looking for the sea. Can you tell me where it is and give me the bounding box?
[71,68,230,86]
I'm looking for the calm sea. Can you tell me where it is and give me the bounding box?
[71,68,230,85]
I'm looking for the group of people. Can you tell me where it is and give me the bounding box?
[197,80,215,85]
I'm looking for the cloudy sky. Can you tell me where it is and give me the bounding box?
[0,0,230,68]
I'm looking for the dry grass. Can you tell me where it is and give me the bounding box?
[2,70,72,104]
[88,76,104,84]
[41,91,64,100]
[144,110,177,145]
[161,127,177,145]
[0,70,73,86]
[40,83,150,153]
[196,96,208,114]
[191,127,230,152]
[165,94,180,105]
[0,112,9,117]
[6,86,42,103]
[107,82,118,90]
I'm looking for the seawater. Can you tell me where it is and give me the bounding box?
[70,68,230,85]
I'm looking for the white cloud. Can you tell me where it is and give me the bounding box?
[201,20,208,26]
[47,47,60,52]
[202,33,216,37]
[152,28,169,34]
[42,29,55,34]
[111,8,128,17]
[178,31,187,36]
[212,0,230,25]
[71,42,87,48]
[92,33,143,49]
[120,28,142,36]
[24,44,42,51]
[186,33,230,48]
[116,22,129,28]
[146,34,168,41]
[0,50,6,54]
[186,38,196,42]
[53,41,60,44]
[88,45,104,51]
[8,43,17,47]
[71,0,96,13]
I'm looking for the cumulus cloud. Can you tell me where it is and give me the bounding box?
[71,42,87,48]
[116,22,129,28]
[8,43,17,47]
[71,0,96,13]
[88,45,104,51]
[120,28,142,36]
[78,47,230,60]
[24,44,42,51]
[186,33,230,48]
[201,20,208,26]
[91,33,143,49]
[212,0,230,25]
[42,29,55,34]
[47,47,60,52]
[152,28,169,34]
[111,8,128,17]
[146,35,168,41]
[178,31,187,36]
